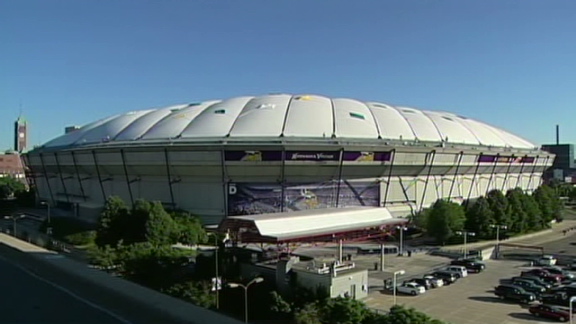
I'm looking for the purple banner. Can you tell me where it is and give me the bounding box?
[225,150,392,162]
[478,155,535,164]
[228,181,380,215]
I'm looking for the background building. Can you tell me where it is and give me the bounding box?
[23,94,554,224]
[0,150,25,179]
[14,115,28,153]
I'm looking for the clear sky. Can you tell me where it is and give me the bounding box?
[1,1,576,150]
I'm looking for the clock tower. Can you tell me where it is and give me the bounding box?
[14,115,27,153]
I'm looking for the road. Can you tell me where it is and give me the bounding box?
[0,249,128,324]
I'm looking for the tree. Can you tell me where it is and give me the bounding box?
[96,196,129,247]
[321,297,369,324]
[569,186,576,202]
[164,280,216,309]
[520,192,543,231]
[0,176,26,199]
[533,185,556,224]
[385,305,446,324]
[145,202,179,246]
[294,303,322,324]
[506,188,528,234]
[427,199,466,245]
[464,197,494,239]
[486,190,510,227]
[87,244,120,270]
[171,210,207,246]
[411,208,429,230]
[269,291,292,319]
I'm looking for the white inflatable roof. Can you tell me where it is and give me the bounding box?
[43,94,536,149]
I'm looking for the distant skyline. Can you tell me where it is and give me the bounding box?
[2,1,576,150]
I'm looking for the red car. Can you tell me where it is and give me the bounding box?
[529,304,572,322]
[522,269,563,284]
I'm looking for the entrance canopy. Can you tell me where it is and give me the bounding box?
[219,207,406,243]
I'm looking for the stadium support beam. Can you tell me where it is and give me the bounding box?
[71,151,87,202]
[39,152,55,206]
[54,152,71,204]
[418,150,436,210]
[164,148,176,209]
[501,155,515,192]
[383,149,396,207]
[465,152,483,206]
[515,155,528,189]
[21,155,40,203]
[280,148,286,212]
[120,149,135,206]
[485,153,500,196]
[448,151,464,201]
[527,155,545,191]
[92,150,107,202]
[220,148,228,217]
[335,148,345,208]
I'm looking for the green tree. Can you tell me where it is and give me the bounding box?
[294,303,322,324]
[0,176,26,199]
[506,188,528,234]
[164,280,216,309]
[96,196,129,247]
[145,202,179,246]
[321,297,369,324]
[427,199,466,245]
[125,199,152,244]
[269,291,292,319]
[533,185,556,224]
[569,186,576,202]
[486,189,510,227]
[520,192,543,231]
[464,197,494,239]
[171,211,207,245]
[411,208,429,230]
[385,305,446,324]
[87,244,120,270]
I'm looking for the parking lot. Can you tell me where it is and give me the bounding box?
[364,233,576,324]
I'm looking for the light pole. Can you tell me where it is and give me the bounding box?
[490,224,507,259]
[455,231,476,259]
[396,225,408,256]
[393,270,405,305]
[207,233,221,309]
[4,215,25,237]
[570,295,576,324]
[40,201,51,224]
[228,277,264,323]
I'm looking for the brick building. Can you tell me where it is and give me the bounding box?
[0,151,25,179]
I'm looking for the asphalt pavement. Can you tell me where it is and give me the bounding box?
[0,249,127,324]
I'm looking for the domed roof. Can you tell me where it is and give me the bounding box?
[42,94,536,149]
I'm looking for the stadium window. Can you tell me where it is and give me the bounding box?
[349,112,365,120]
[214,109,226,114]
[188,103,202,107]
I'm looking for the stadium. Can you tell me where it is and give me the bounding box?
[24,94,553,225]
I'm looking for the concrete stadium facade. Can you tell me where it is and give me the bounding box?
[24,94,553,225]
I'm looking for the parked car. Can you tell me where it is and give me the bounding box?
[422,275,444,288]
[528,304,571,322]
[536,255,558,266]
[551,283,576,297]
[510,278,547,295]
[541,292,571,307]
[396,282,426,295]
[543,267,576,280]
[444,265,468,278]
[494,284,536,303]
[515,276,553,289]
[406,278,432,290]
[430,271,459,285]
[450,259,486,273]
[522,269,563,285]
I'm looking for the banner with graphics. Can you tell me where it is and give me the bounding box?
[227,180,380,216]
[477,155,535,164]
[224,150,391,162]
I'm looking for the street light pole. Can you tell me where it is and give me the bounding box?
[393,270,405,305]
[570,295,576,324]
[4,215,25,237]
[208,233,220,309]
[396,225,407,256]
[40,201,51,224]
[228,277,264,323]
[490,224,507,259]
[456,231,476,259]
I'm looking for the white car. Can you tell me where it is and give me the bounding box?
[537,255,557,266]
[396,282,426,295]
[423,275,444,288]
[445,265,468,278]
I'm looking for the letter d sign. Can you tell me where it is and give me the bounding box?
[228,184,237,195]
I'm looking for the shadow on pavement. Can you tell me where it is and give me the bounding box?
[468,296,520,304]
[507,312,557,322]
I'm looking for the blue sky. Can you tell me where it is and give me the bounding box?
[1,1,576,150]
